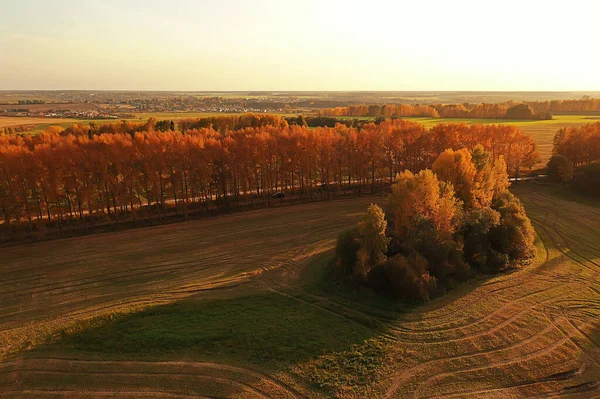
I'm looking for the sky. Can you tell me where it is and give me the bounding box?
[1,0,600,91]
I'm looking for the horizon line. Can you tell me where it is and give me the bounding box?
[2,89,600,93]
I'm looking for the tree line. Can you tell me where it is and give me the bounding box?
[548,122,600,197]
[552,122,600,167]
[527,97,600,114]
[0,118,538,242]
[0,125,31,135]
[318,98,600,120]
[317,103,550,120]
[56,114,287,137]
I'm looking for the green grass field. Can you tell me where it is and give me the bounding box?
[1,182,599,398]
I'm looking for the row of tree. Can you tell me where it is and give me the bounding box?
[0,125,30,135]
[177,114,287,132]
[546,153,600,197]
[319,98,600,120]
[527,97,600,113]
[335,146,535,301]
[317,103,550,120]
[0,119,538,241]
[552,122,600,167]
[36,114,289,138]
[548,122,600,197]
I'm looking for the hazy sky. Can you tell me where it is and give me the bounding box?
[2,0,600,91]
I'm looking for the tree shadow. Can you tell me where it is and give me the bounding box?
[11,242,550,398]
[33,238,542,363]
[44,289,376,365]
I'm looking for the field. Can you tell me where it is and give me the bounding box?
[0,103,101,112]
[0,117,122,135]
[0,114,235,135]
[1,181,599,398]
[0,117,79,129]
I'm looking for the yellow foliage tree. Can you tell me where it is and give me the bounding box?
[355,203,389,278]
[387,169,460,240]
[432,148,477,208]
[433,146,510,210]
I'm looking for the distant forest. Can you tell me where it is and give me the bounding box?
[318,98,600,120]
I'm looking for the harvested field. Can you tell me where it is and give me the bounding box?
[1,183,599,398]
[0,116,121,134]
[0,103,101,112]
[0,117,74,129]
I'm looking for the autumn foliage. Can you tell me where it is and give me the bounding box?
[550,122,600,196]
[319,98,600,120]
[335,146,535,301]
[546,155,574,183]
[0,116,538,243]
[318,102,550,120]
[552,122,600,167]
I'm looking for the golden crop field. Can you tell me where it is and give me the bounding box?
[1,182,599,398]
[0,117,74,129]
[0,116,120,135]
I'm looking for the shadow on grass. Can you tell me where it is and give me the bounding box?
[40,251,398,366]
[50,289,376,364]
[44,247,504,364]
[30,251,414,396]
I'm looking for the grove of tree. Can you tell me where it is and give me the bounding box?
[335,146,535,301]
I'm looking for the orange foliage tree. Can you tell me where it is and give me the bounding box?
[0,117,538,242]
[553,122,600,167]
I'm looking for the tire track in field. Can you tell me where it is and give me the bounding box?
[0,253,237,298]
[0,358,305,399]
[404,313,589,398]
[2,371,272,399]
[1,390,222,399]
[384,186,599,398]
[386,286,562,343]
[383,291,568,398]
[393,209,555,330]
[553,311,600,366]
[382,321,557,398]
[528,193,600,270]
[0,256,282,332]
[264,250,557,345]
[264,253,398,323]
[0,275,250,333]
[422,369,592,399]
[412,314,582,398]
[527,198,600,297]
